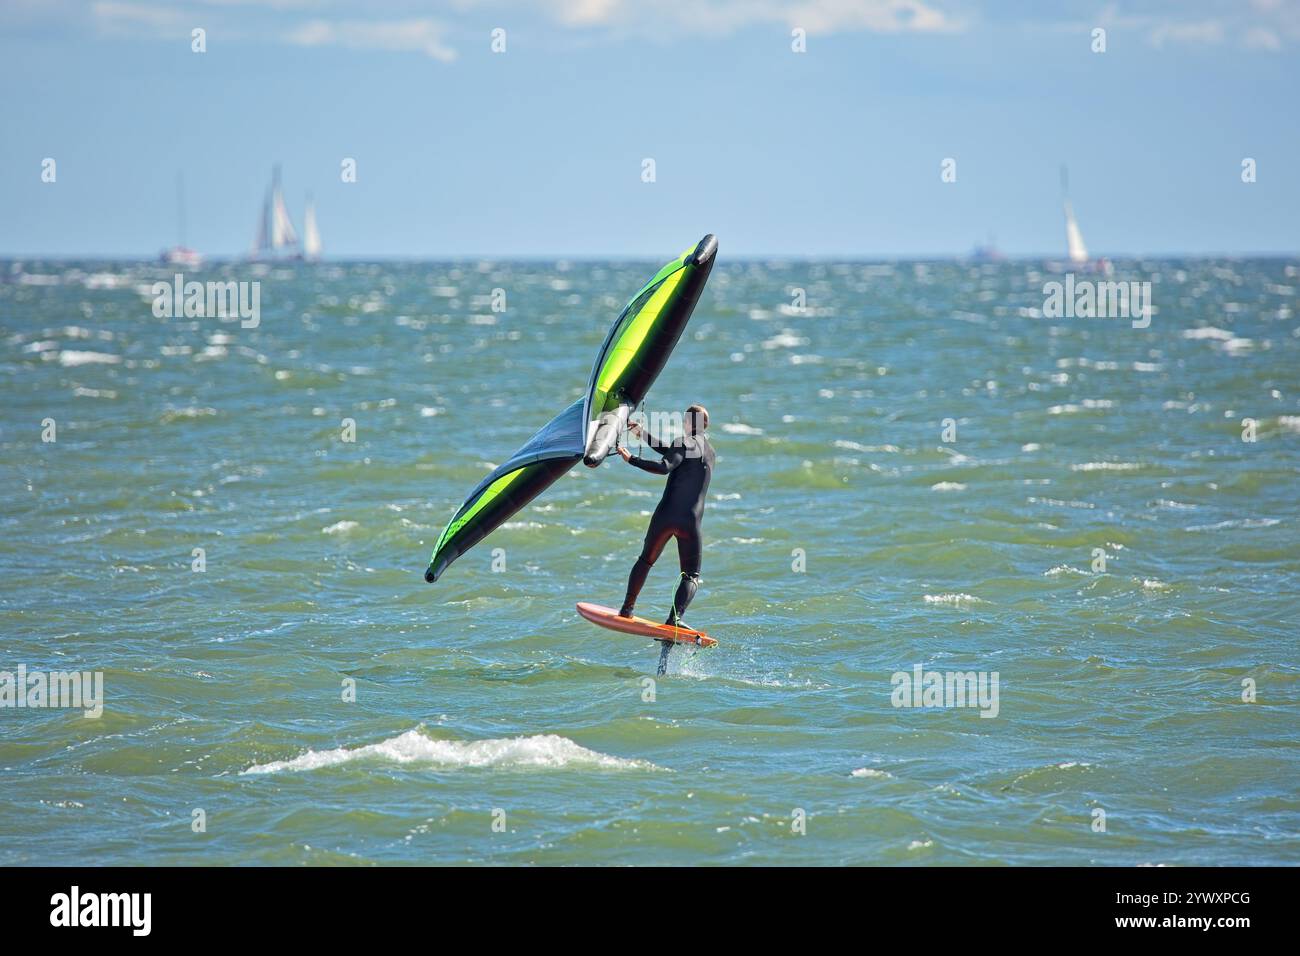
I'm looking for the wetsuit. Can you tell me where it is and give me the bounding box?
[619,431,715,624]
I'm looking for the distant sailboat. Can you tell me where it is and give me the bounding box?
[1059,166,1109,274]
[302,195,322,261]
[1061,167,1089,264]
[161,171,202,268]
[252,165,300,259]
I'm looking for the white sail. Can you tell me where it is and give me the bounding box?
[1063,199,1088,264]
[303,198,321,260]
[272,186,298,249]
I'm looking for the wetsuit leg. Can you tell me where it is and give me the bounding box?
[667,528,702,624]
[620,517,675,616]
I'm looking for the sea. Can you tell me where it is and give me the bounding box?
[1,256,1296,865]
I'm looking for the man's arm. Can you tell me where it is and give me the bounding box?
[627,454,669,474]
[629,444,685,474]
[622,433,686,475]
[629,421,676,458]
[646,432,672,457]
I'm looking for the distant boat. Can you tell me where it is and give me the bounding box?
[970,234,1004,262]
[1059,166,1110,273]
[160,171,202,268]
[302,195,322,261]
[162,246,202,269]
[252,165,301,260]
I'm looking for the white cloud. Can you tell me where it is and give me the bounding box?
[552,0,620,28]
[92,0,189,35]
[785,0,957,34]
[1148,19,1224,48]
[538,0,961,35]
[1243,26,1282,50]
[62,0,1300,57]
[286,18,457,61]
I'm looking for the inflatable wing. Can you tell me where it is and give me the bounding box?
[424,234,717,583]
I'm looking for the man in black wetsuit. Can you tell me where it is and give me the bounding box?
[616,404,714,627]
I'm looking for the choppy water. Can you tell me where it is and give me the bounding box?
[1,256,1297,865]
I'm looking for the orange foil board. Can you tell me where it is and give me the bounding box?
[576,602,718,647]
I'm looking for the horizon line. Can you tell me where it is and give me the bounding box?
[3,251,1299,264]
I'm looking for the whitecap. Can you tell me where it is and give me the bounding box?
[56,350,120,366]
[1185,518,1280,532]
[242,729,658,775]
[1044,565,1087,577]
[1182,326,1233,340]
[762,331,808,349]
[1071,461,1142,472]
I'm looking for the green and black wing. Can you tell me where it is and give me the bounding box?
[582,234,717,465]
[423,399,585,582]
[589,235,716,415]
[424,234,717,583]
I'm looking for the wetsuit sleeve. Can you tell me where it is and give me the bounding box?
[628,455,669,474]
[629,438,686,475]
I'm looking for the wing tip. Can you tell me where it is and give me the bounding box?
[692,234,717,267]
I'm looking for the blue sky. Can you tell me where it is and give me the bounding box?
[2,1,1298,257]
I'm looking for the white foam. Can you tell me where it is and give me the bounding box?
[923,593,985,605]
[242,729,657,775]
[835,440,899,453]
[1048,399,1115,415]
[1071,461,1142,472]
[762,331,808,349]
[930,481,967,491]
[57,350,120,366]
[322,520,359,535]
[1044,564,1087,577]
[1182,326,1233,340]
[1185,518,1280,532]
